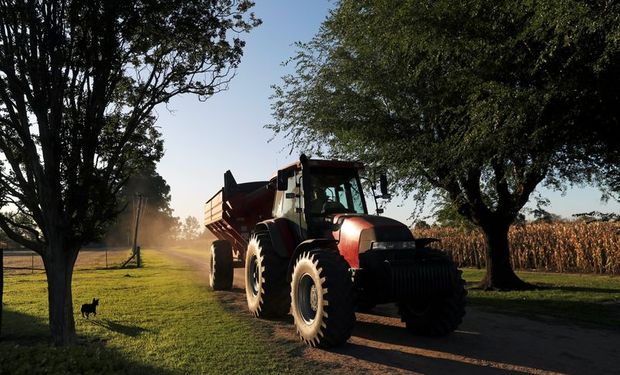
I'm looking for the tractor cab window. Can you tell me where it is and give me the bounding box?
[308,168,367,216]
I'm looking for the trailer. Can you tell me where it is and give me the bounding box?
[204,170,273,289]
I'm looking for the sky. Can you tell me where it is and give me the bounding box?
[155,1,620,226]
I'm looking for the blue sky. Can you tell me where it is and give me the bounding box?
[155,1,619,226]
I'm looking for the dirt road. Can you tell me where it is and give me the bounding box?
[159,248,620,375]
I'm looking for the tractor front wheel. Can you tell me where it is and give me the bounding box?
[209,240,233,291]
[290,250,355,347]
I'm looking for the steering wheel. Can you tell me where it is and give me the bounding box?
[321,199,349,214]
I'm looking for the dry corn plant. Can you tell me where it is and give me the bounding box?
[415,221,620,275]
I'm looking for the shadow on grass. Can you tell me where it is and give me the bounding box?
[0,310,178,375]
[86,318,150,337]
[0,309,49,344]
[468,295,620,328]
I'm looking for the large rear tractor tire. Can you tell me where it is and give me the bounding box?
[245,232,289,318]
[291,250,355,348]
[397,259,466,336]
[209,240,233,291]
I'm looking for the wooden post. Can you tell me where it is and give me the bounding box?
[131,194,143,268]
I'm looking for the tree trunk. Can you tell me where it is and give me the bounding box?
[479,222,533,290]
[43,247,79,346]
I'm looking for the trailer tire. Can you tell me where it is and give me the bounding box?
[209,240,233,291]
[245,233,289,318]
[291,250,355,348]
[397,259,466,336]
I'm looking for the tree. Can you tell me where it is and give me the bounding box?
[0,0,259,345]
[269,0,620,290]
[432,195,478,231]
[414,220,430,230]
[103,157,180,248]
[597,161,620,204]
[181,216,201,242]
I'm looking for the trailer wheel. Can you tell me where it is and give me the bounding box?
[397,260,466,336]
[209,240,233,291]
[245,233,289,318]
[291,250,355,348]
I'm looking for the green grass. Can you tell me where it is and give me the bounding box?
[3,252,619,374]
[0,250,318,375]
[463,268,620,328]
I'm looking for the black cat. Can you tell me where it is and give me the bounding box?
[81,298,99,318]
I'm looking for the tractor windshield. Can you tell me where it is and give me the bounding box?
[307,167,367,216]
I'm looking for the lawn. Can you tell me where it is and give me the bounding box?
[0,249,316,375]
[3,251,619,374]
[463,268,620,328]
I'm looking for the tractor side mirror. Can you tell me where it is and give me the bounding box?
[379,173,390,198]
[277,169,289,191]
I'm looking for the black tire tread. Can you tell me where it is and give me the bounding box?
[248,232,289,318]
[210,240,233,291]
[292,249,356,348]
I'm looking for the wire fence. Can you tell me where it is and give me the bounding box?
[1,247,132,275]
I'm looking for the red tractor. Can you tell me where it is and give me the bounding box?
[205,155,466,348]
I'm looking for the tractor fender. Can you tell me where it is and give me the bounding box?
[254,218,298,258]
[287,239,339,282]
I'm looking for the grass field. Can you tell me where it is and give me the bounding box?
[2,249,619,374]
[463,268,620,328]
[0,249,319,375]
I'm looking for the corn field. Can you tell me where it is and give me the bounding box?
[415,222,620,275]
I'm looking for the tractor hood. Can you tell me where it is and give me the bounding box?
[331,214,414,268]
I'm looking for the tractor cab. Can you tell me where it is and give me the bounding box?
[272,155,368,239]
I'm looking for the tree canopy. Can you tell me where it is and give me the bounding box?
[180,216,202,242]
[0,0,259,345]
[269,0,620,289]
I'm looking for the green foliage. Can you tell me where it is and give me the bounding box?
[527,198,562,223]
[180,216,202,241]
[270,0,620,288]
[433,200,478,230]
[103,160,180,247]
[597,162,620,204]
[269,0,620,225]
[413,220,431,230]
[0,250,320,374]
[0,0,260,253]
